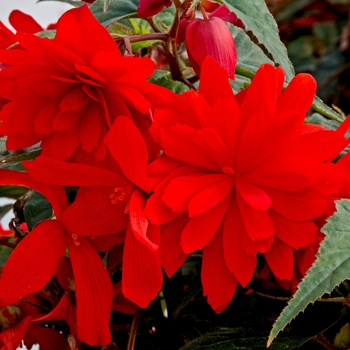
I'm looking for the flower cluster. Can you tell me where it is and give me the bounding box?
[0,2,350,349]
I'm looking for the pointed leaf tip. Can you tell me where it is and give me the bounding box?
[268,199,350,346]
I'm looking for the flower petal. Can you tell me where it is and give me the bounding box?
[105,116,150,192]
[264,238,294,281]
[122,224,163,308]
[0,221,66,307]
[129,189,158,251]
[181,194,230,253]
[68,236,113,346]
[202,226,238,313]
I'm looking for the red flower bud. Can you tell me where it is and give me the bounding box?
[138,0,172,18]
[185,17,237,79]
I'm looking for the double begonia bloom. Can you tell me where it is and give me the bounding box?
[144,56,350,313]
[0,170,114,346]
[25,117,163,308]
[0,5,178,162]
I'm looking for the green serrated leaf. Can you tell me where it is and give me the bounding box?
[181,328,310,350]
[24,191,53,231]
[0,246,12,267]
[312,96,344,124]
[223,0,294,81]
[231,24,274,75]
[268,199,350,347]
[90,0,138,26]
[0,204,13,220]
[37,0,84,7]
[149,70,190,94]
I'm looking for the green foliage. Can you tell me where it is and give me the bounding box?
[0,186,28,200]
[223,0,294,80]
[0,204,13,220]
[181,328,310,350]
[268,199,350,347]
[23,191,53,231]
[149,70,190,94]
[89,0,139,27]
[37,0,84,6]
[0,138,41,171]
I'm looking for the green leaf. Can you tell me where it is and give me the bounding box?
[0,204,13,220]
[268,199,350,347]
[149,70,190,94]
[24,191,53,231]
[312,96,344,124]
[0,145,41,171]
[36,30,56,40]
[181,328,310,350]
[90,0,139,26]
[222,0,294,81]
[230,24,274,76]
[0,186,28,200]
[37,0,84,7]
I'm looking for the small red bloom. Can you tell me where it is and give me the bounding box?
[0,5,178,162]
[0,170,113,346]
[25,117,163,308]
[185,17,237,78]
[144,57,350,312]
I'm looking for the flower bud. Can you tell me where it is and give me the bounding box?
[185,17,237,79]
[138,0,172,18]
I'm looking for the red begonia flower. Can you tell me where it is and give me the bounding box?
[25,117,163,308]
[0,5,178,162]
[144,57,350,313]
[0,170,113,346]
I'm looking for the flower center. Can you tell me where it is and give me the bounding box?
[110,186,133,204]
[71,233,80,246]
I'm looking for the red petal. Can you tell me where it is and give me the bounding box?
[129,189,158,251]
[25,324,67,350]
[223,197,257,286]
[236,191,274,240]
[87,233,125,252]
[163,173,231,213]
[63,187,129,237]
[54,5,120,61]
[122,225,163,308]
[202,227,238,313]
[162,121,234,171]
[105,116,150,192]
[0,316,32,349]
[277,73,316,115]
[0,168,68,219]
[160,214,189,277]
[267,188,327,221]
[0,221,66,307]
[270,211,317,249]
[68,236,113,346]
[235,178,271,211]
[9,10,43,33]
[199,55,235,106]
[181,194,230,253]
[24,156,128,186]
[264,238,294,280]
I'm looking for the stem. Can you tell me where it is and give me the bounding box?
[313,333,337,350]
[127,308,142,350]
[114,33,169,43]
[199,4,210,20]
[146,17,162,33]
